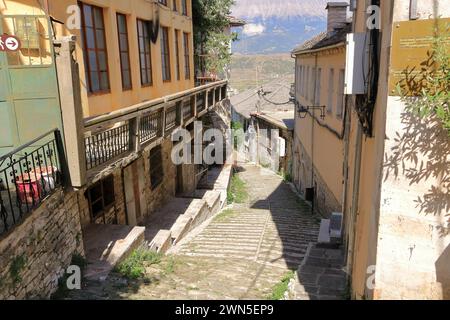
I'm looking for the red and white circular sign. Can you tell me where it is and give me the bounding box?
[0,35,21,52]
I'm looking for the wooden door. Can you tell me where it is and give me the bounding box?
[123,159,145,226]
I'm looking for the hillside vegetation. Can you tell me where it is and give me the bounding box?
[230,53,294,93]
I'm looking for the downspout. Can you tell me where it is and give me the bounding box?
[311,53,318,214]
[346,110,363,297]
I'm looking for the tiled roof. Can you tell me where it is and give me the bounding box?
[227,16,246,27]
[230,77,295,129]
[292,23,351,54]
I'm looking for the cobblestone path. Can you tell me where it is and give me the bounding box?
[68,165,320,300]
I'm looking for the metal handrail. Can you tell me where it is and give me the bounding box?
[0,129,59,166]
[0,129,68,236]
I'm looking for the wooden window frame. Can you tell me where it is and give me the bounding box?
[117,13,132,91]
[79,2,110,95]
[137,19,153,86]
[150,145,164,190]
[161,26,172,82]
[85,175,115,222]
[174,29,181,80]
[183,32,191,80]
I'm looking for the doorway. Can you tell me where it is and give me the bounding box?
[123,158,146,226]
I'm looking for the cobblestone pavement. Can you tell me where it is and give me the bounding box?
[68,165,320,300]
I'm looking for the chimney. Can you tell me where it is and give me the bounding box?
[326,2,349,33]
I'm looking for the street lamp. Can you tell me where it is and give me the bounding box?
[292,99,326,120]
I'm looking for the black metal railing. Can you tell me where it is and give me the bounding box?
[85,123,130,170]
[208,90,214,108]
[165,105,178,132]
[215,87,221,103]
[182,98,193,121]
[140,110,163,144]
[197,92,206,113]
[221,85,227,100]
[0,129,66,236]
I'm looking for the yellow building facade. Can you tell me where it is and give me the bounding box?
[294,0,450,300]
[342,0,450,300]
[1,0,195,117]
[292,3,349,217]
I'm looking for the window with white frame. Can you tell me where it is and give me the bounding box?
[299,66,305,96]
[305,66,310,101]
[315,68,321,106]
[337,69,345,118]
[327,68,334,113]
[302,66,306,97]
[310,67,316,103]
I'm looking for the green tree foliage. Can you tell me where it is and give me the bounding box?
[397,21,450,134]
[192,0,238,77]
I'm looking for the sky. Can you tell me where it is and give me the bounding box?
[231,0,329,20]
[232,0,330,37]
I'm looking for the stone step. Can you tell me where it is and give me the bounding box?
[193,235,262,241]
[287,243,348,301]
[148,229,172,254]
[185,243,259,252]
[83,224,146,281]
[188,238,261,245]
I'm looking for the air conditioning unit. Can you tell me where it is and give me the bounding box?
[345,33,369,95]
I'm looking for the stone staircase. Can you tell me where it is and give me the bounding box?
[287,243,349,300]
[145,193,220,253]
[83,224,146,281]
[145,165,233,254]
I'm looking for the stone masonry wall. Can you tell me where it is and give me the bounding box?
[77,168,127,228]
[75,136,183,228]
[0,189,84,299]
[143,138,177,219]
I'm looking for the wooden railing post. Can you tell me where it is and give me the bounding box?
[129,116,141,153]
[162,105,167,138]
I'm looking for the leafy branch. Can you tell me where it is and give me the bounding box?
[192,0,238,78]
[396,20,450,134]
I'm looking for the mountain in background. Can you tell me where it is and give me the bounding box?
[231,0,329,54]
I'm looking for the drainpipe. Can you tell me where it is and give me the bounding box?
[311,53,318,214]
[346,116,363,295]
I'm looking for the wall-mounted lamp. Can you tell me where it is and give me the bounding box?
[292,99,326,120]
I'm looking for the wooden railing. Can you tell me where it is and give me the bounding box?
[83,80,228,171]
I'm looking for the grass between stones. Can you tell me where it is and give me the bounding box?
[115,249,162,279]
[267,271,295,300]
[214,209,237,223]
[227,174,248,204]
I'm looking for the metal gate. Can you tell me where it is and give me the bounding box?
[0,14,63,156]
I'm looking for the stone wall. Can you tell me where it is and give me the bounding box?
[0,189,84,299]
[77,168,127,228]
[373,97,450,300]
[75,137,179,228]
[143,138,177,218]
